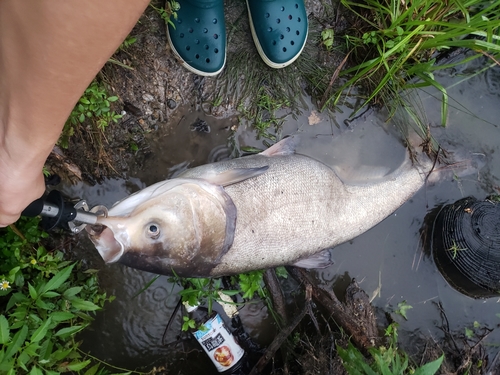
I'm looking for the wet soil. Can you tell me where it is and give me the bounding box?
[57,0,354,182]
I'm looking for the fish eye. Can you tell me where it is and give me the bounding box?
[146,223,161,239]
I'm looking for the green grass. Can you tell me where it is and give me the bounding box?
[328,0,500,126]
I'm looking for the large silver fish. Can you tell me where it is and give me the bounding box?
[88,135,443,277]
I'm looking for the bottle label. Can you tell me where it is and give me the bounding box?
[192,313,245,372]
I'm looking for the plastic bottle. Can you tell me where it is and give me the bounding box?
[184,303,246,374]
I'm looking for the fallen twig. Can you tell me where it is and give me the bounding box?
[249,285,312,375]
[263,268,288,325]
[287,267,379,351]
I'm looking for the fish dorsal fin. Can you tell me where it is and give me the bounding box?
[201,166,269,186]
[260,136,298,157]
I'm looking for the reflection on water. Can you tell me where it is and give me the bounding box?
[67,58,500,370]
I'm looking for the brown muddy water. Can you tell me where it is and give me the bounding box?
[62,58,500,372]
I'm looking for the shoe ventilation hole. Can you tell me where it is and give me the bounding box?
[295,3,299,8]
[186,46,190,51]
[265,12,270,18]
[272,40,277,45]
[180,33,184,38]
[204,44,209,50]
[213,18,217,24]
[296,30,300,35]
[195,18,200,23]
[280,34,284,40]
[213,34,219,39]
[268,27,272,32]
[276,18,281,24]
[291,41,295,45]
[283,47,287,52]
[195,39,200,44]
[214,48,219,53]
[206,58,210,63]
[298,17,301,22]
[188,28,193,33]
[286,27,290,32]
[203,28,208,33]
[289,15,293,20]
[195,54,200,59]
[280,6,285,11]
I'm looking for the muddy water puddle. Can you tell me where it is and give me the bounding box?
[66,59,500,371]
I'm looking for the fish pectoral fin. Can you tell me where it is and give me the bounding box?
[203,166,269,186]
[292,249,333,269]
[260,136,298,157]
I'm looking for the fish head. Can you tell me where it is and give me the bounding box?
[87,183,236,277]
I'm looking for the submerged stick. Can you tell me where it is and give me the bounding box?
[263,268,288,325]
[248,285,312,375]
[286,267,379,351]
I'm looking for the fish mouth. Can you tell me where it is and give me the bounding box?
[86,218,126,263]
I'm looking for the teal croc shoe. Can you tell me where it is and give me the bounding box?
[167,0,226,76]
[246,0,308,68]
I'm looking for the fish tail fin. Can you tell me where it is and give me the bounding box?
[405,130,486,182]
[427,149,486,183]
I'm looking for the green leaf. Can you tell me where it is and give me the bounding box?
[39,338,54,360]
[51,347,72,361]
[54,325,84,338]
[28,283,37,299]
[465,327,473,339]
[66,359,91,371]
[24,342,41,356]
[30,317,52,343]
[84,364,101,375]
[41,291,60,298]
[63,286,82,300]
[35,298,53,310]
[41,263,75,293]
[0,315,10,344]
[413,355,444,375]
[107,96,119,102]
[4,324,28,360]
[7,292,28,311]
[17,349,31,371]
[50,311,75,322]
[79,113,85,122]
[396,300,413,320]
[71,298,101,311]
[29,366,43,375]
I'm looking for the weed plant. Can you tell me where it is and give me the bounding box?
[0,218,113,374]
[331,0,500,125]
[149,0,180,28]
[59,80,121,148]
[338,323,444,375]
